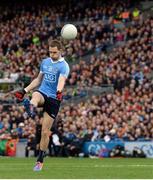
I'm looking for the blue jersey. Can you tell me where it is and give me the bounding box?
[38,57,70,99]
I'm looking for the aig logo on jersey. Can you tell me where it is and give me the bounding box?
[44,73,56,82]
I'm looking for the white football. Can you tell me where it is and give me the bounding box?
[61,24,77,40]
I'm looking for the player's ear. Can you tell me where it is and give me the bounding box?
[60,48,64,54]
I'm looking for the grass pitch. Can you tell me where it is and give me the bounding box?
[0,157,153,179]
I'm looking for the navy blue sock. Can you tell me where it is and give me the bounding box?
[37,150,46,163]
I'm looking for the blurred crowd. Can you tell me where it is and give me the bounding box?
[0,0,153,157]
[0,0,137,80]
[68,17,153,87]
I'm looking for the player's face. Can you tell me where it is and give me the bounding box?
[49,46,61,61]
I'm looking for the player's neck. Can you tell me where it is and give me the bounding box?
[50,56,64,63]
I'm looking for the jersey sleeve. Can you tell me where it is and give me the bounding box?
[60,62,70,78]
[40,60,44,73]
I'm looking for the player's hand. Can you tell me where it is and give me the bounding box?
[14,89,26,101]
[56,91,63,101]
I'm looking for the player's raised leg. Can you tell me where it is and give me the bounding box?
[33,112,54,171]
[23,91,44,117]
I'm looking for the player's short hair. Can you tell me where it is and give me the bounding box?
[49,40,63,50]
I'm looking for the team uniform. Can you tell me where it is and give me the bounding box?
[32,57,69,171]
[36,57,70,118]
[15,55,70,171]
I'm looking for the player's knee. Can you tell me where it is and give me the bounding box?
[32,92,44,106]
[30,99,39,107]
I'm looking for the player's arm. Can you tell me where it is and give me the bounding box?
[57,76,67,92]
[24,72,43,93]
[56,76,67,101]
[14,72,43,100]
[56,63,70,101]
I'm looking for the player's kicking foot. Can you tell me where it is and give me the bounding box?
[22,98,36,118]
[33,162,43,171]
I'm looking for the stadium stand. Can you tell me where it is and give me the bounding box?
[0,0,153,157]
